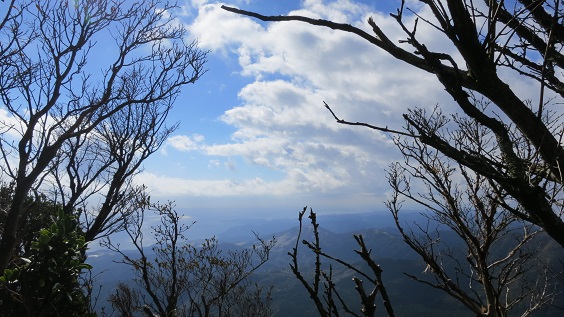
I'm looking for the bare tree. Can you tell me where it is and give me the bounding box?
[108,283,142,317]
[288,162,559,317]
[0,0,207,271]
[52,95,179,242]
[221,1,564,247]
[103,199,275,317]
[288,207,396,317]
[385,104,558,316]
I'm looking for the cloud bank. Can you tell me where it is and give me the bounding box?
[136,0,461,213]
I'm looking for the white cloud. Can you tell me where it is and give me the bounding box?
[165,134,205,152]
[148,1,493,208]
[187,3,266,54]
[190,0,209,7]
[135,170,343,197]
[0,108,23,139]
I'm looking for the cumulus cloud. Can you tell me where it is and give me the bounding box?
[164,134,205,153]
[188,3,266,54]
[141,1,466,207]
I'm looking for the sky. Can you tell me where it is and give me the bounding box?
[0,0,545,223]
[129,0,464,219]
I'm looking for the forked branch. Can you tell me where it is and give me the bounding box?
[289,207,396,317]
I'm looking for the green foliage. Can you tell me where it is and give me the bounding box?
[0,208,94,317]
[0,183,62,255]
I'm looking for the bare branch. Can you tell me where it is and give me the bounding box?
[324,102,415,137]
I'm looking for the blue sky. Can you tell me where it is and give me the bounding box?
[0,0,552,246]
[1,0,541,221]
[129,0,460,218]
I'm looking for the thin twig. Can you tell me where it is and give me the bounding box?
[324,102,416,137]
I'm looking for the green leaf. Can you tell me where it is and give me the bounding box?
[79,263,93,270]
[37,229,52,246]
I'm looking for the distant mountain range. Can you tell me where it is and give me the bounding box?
[87,211,564,317]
